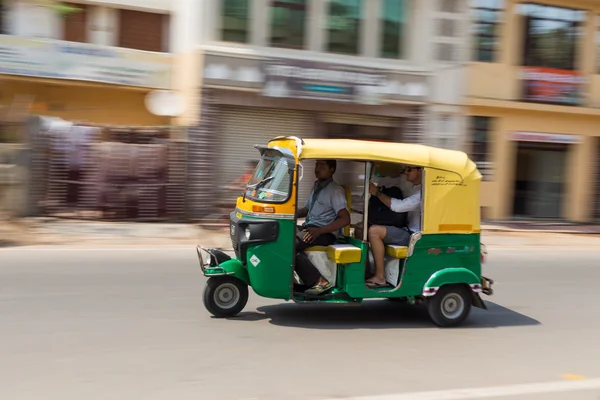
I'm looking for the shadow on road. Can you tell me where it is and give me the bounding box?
[227,300,541,330]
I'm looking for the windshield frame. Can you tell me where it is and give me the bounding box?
[244,145,296,205]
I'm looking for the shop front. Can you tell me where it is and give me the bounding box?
[470,105,598,223]
[0,35,172,126]
[188,52,430,218]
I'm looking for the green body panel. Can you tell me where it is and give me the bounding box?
[204,259,249,285]
[210,212,482,302]
[242,216,296,300]
[344,233,481,299]
[424,268,480,289]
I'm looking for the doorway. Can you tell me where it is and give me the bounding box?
[512,142,568,219]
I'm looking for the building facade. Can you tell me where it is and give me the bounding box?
[188,0,472,218]
[467,0,600,222]
[0,0,199,126]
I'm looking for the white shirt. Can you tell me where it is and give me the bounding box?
[389,184,422,233]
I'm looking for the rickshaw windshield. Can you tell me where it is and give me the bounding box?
[244,148,293,203]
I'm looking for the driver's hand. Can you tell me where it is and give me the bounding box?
[302,227,322,243]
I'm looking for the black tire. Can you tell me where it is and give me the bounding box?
[203,276,249,318]
[427,285,472,327]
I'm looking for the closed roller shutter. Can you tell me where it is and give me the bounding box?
[218,105,317,207]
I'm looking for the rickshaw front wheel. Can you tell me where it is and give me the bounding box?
[427,285,472,327]
[203,276,249,318]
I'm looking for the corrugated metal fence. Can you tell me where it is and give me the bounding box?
[28,116,188,221]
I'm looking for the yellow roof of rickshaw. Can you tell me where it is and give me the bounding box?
[290,138,481,181]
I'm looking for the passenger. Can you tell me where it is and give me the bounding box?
[354,162,410,239]
[295,160,351,295]
[365,166,422,288]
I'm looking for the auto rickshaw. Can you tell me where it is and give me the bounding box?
[197,136,494,327]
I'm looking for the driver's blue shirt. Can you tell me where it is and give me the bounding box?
[304,179,348,234]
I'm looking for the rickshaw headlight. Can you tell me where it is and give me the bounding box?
[244,228,251,240]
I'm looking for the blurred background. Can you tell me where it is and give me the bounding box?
[1,0,598,228]
[4,3,600,400]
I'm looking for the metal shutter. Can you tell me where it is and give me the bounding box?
[218,105,317,207]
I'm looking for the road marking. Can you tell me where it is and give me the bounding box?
[562,374,587,381]
[324,378,600,400]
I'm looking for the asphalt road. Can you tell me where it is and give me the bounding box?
[2,243,600,400]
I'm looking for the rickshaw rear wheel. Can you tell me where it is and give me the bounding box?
[427,285,472,327]
[203,276,249,318]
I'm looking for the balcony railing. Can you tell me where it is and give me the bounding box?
[0,35,172,90]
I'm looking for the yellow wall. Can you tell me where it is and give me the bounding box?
[467,0,600,222]
[469,106,599,222]
[0,78,169,126]
[171,50,202,128]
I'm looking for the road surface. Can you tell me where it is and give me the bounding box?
[1,243,600,400]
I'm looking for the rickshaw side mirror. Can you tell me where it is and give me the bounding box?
[297,163,304,182]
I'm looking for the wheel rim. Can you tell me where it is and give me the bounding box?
[214,283,240,310]
[440,293,465,320]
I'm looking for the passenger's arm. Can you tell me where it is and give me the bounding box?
[369,183,420,213]
[398,174,414,196]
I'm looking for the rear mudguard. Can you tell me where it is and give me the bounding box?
[422,267,482,298]
[204,259,250,285]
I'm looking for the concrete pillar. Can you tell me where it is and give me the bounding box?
[408,0,430,66]
[251,0,268,47]
[500,0,519,66]
[362,0,380,58]
[567,136,594,222]
[493,116,515,220]
[307,0,326,52]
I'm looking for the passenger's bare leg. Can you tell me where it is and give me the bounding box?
[367,226,387,285]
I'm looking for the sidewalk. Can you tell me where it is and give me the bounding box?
[482,221,600,235]
[2,217,600,249]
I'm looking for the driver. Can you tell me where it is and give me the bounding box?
[295,160,351,295]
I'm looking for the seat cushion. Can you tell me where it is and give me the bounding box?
[304,246,328,252]
[385,245,408,259]
[327,244,362,264]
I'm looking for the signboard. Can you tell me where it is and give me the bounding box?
[262,59,387,104]
[0,35,172,89]
[509,131,580,144]
[202,53,429,104]
[521,67,585,106]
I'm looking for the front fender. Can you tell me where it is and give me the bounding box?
[422,268,481,297]
[204,259,250,285]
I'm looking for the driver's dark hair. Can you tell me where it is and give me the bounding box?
[324,160,337,173]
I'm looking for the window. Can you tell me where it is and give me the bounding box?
[327,0,362,55]
[221,0,250,43]
[520,3,585,71]
[440,0,460,13]
[472,0,504,62]
[270,0,307,49]
[0,1,6,34]
[380,0,406,59]
[62,3,88,43]
[245,149,293,203]
[118,10,170,52]
[469,116,493,181]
